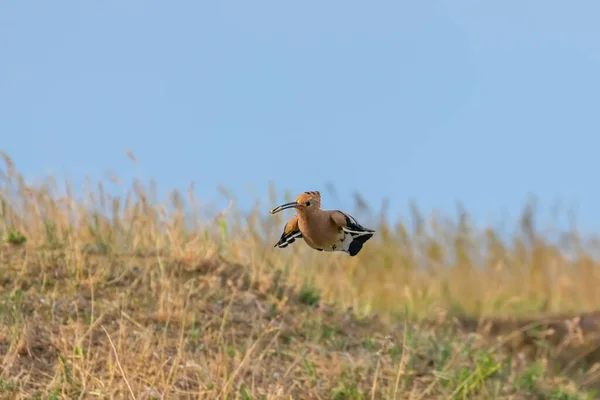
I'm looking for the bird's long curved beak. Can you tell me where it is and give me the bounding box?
[269,202,300,214]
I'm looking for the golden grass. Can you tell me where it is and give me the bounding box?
[1,150,600,399]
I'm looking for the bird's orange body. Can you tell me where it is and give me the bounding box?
[269,191,375,256]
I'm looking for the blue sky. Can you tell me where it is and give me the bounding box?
[1,1,599,236]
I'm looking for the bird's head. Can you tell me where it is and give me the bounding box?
[269,191,321,215]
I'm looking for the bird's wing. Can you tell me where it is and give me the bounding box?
[329,210,376,235]
[274,214,302,248]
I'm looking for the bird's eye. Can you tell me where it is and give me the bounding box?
[305,201,311,206]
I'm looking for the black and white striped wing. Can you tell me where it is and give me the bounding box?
[331,210,375,256]
[274,215,303,249]
[335,210,375,236]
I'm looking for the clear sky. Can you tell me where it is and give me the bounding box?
[1,1,599,236]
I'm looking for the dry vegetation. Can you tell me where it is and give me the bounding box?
[1,151,600,399]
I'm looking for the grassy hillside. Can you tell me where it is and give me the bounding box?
[1,151,600,399]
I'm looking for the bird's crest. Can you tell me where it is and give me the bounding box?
[295,191,321,211]
[296,191,320,202]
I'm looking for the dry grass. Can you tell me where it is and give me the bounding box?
[1,150,600,399]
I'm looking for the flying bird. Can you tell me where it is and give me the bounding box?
[270,191,375,256]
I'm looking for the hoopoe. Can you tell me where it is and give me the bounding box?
[270,191,375,256]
